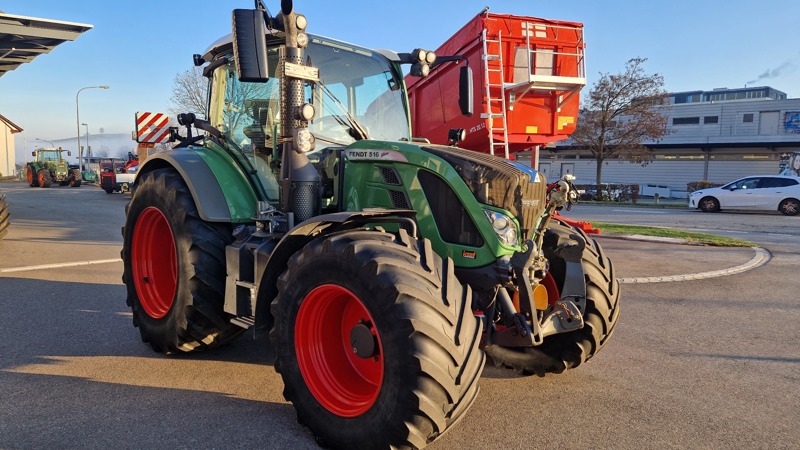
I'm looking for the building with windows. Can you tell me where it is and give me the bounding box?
[534,86,800,198]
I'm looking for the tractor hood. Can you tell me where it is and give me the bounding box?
[420,145,547,240]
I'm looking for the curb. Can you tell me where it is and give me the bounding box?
[617,247,771,284]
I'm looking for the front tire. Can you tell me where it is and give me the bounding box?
[484,220,621,376]
[699,196,720,212]
[272,229,484,449]
[37,169,52,188]
[121,168,243,353]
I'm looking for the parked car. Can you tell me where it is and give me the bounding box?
[689,175,800,216]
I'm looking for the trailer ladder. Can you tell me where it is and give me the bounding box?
[481,28,510,159]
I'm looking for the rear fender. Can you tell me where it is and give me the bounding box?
[136,148,258,223]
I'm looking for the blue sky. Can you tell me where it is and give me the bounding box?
[3,0,800,160]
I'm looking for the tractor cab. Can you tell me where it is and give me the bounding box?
[201,33,413,206]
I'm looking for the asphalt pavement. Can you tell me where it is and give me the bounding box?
[1,181,798,449]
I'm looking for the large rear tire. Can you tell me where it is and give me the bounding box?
[69,169,82,188]
[121,168,244,353]
[26,165,39,187]
[484,219,620,376]
[0,192,9,241]
[272,229,484,450]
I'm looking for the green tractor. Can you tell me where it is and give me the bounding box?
[122,2,619,448]
[26,148,81,188]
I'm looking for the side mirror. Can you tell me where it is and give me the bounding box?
[232,9,269,82]
[32,151,35,157]
[67,151,72,156]
[459,65,474,117]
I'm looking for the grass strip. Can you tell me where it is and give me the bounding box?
[592,222,756,247]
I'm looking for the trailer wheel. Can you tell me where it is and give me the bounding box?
[37,169,52,188]
[272,229,484,449]
[26,165,38,187]
[484,220,620,376]
[0,192,9,241]
[122,168,243,353]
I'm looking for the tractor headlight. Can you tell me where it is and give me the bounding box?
[295,14,308,30]
[297,32,309,48]
[294,128,316,153]
[296,103,316,121]
[425,51,436,64]
[410,62,430,77]
[483,209,518,247]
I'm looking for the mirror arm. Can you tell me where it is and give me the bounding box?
[430,54,468,70]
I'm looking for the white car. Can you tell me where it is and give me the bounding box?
[689,175,800,216]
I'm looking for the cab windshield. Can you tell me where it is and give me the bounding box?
[208,37,410,199]
[38,150,62,161]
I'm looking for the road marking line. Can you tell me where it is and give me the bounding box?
[611,209,667,214]
[0,258,122,274]
[618,247,771,284]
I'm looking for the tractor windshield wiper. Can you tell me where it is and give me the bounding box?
[317,82,369,141]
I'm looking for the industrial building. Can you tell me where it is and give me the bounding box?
[535,86,800,198]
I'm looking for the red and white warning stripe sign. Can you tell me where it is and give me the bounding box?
[135,112,170,143]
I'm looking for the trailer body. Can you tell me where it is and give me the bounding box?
[407,10,585,159]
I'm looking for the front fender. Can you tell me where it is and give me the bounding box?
[252,209,417,332]
[137,147,258,223]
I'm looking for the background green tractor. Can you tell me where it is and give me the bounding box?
[121,2,619,448]
[26,148,81,188]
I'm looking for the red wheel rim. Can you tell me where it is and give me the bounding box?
[542,272,560,306]
[295,284,384,417]
[131,207,177,319]
[37,172,45,185]
[26,168,33,184]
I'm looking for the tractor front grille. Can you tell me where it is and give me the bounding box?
[421,145,547,240]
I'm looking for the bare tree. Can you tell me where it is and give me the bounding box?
[570,57,671,191]
[169,67,208,118]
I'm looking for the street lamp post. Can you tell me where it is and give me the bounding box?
[76,85,109,175]
[35,138,56,148]
[81,123,90,159]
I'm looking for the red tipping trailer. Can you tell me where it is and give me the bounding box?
[407,8,585,160]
